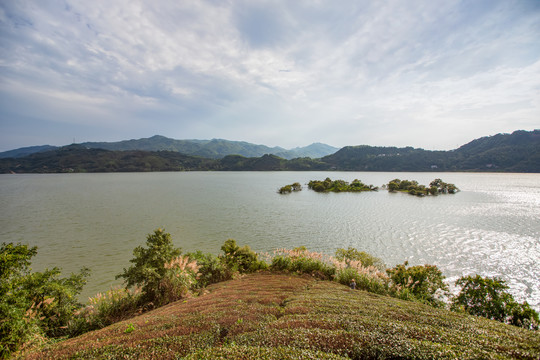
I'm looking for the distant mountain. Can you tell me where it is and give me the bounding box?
[1,130,538,173]
[0,135,338,160]
[81,136,338,160]
[320,145,450,171]
[451,130,540,172]
[274,142,340,159]
[320,129,540,172]
[0,145,57,158]
[0,145,218,173]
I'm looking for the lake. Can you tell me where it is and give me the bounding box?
[1,171,539,310]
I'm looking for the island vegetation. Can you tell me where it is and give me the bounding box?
[2,230,539,359]
[385,178,458,196]
[308,178,378,193]
[278,182,302,194]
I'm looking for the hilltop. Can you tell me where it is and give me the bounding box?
[22,273,540,359]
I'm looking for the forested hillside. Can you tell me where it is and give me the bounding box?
[1,130,538,173]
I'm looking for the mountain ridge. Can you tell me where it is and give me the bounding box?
[0,136,338,160]
[1,130,538,173]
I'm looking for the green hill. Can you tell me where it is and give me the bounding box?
[320,129,540,172]
[81,136,338,160]
[1,130,539,173]
[22,273,540,359]
[0,136,339,160]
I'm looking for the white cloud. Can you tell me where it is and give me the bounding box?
[0,0,539,151]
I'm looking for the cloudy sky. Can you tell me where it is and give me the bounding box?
[1,0,539,152]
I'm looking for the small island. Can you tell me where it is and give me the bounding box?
[308,178,378,192]
[385,178,459,196]
[278,182,302,194]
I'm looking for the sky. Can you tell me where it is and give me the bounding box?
[0,0,539,152]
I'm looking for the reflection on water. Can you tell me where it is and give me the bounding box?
[1,172,539,310]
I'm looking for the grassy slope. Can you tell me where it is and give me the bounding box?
[22,273,540,359]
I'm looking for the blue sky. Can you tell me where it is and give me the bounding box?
[1,0,539,152]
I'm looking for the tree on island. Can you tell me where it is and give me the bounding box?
[307,178,377,193]
[387,178,458,196]
[278,182,302,194]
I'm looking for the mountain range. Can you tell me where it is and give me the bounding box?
[0,136,338,160]
[1,130,539,173]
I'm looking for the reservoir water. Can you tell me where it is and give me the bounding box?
[1,172,539,310]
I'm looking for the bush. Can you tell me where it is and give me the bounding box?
[451,275,539,330]
[220,239,267,274]
[188,251,233,287]
[387,261,448,306]
[278,185,292,194]
[334,267,388,295]
[69,287,141,335]
[335,247,385,271]
[1,242,89,358]
[116,229,182,307]
[159,255,200,304]
[270,248,335,279]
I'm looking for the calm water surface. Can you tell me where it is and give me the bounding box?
[1,172,539,309]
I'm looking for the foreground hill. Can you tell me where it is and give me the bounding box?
[23,273,539,359]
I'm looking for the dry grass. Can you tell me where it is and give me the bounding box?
[20,273,540,359]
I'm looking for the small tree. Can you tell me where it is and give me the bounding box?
[387,261,448,306]
[1,243,88,357]
[220,239,266,273]
[451,275,539,330]
[116,229,181,307]
[335,247,385,271]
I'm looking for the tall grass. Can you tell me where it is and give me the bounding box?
[270,248,337,279]
[69,286,141,335]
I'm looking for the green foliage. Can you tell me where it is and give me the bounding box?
[69,287,142,336]
[387,261,448,306]
[220,239,267,274]
[187,251,233,287]
[124,323,136,334]
[387,178,458,196]
[278,182,302,194]
[334,267,388,295]
[0,242,89,358]
[335,247,385,271]
[270,248,336,279]
[451,275,539,330]
[116,229,182,307]
[308,178,377,193]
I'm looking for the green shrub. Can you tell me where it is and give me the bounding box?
[270,248,335,279]
[335,247,385,271]
[278,185,292,194]
[69,287,142,335]
[387,261,448,306]
[334,264,389,295]
[116,229,182,307]
[188,251,233,287]
[0,242,89,358]
[451,275,539,330]
[270,255,292,271]
[220,239,267,274]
